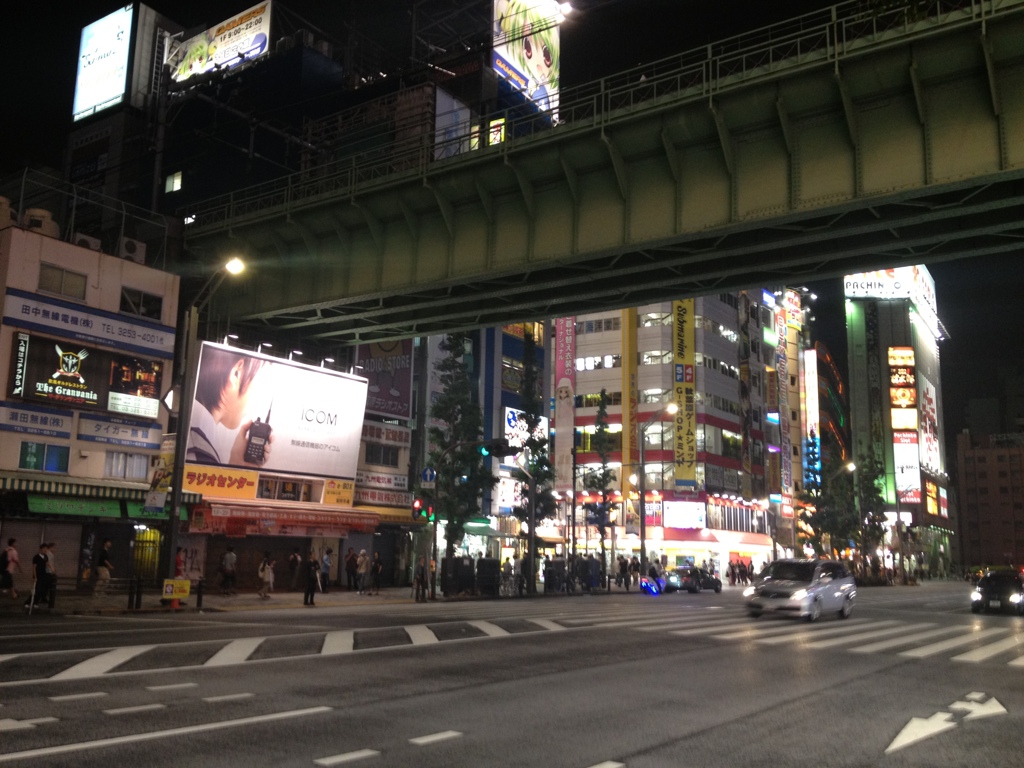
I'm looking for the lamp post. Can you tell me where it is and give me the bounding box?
[166,257,245,579]
[638,402,678,576]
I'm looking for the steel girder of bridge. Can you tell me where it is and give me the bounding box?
[184,0,1024,345]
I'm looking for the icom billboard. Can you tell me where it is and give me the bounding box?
[492,0,562,114]
[166,2,272,84]
[72,5,134,121]
[186,343,367,479]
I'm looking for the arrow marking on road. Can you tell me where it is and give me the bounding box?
[885,712,957,754]
[949,697,1006,720]
[0,717,58,732]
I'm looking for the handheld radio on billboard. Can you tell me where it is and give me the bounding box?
[245,401,273,464]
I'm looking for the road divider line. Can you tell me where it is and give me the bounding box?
[48,692,108,702]
[900,628,1008,658]
[849,626,964,653]
[321,631,355,656]
[409,730,462,746]
[146,683,198,691]
[313,748,380,765]
[50,646,156,681]
[204,637,265,667]
[103,703,166,715]
[953,634,1024,663]
[0,655,18,665]
[466,620,510,637]
[202,693,254,703]
[405,625,440,645]
[0,706,332,763]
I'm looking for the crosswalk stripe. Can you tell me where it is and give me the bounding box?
[635,615,759,633]
[803,623,934,649]
[756,620,892,645]
[849,626,965,653]
[528,618,565,631]
[899,627,1008,658]
[405,625,440,645]
[321,631,355,656]
[204,637,264,667]
[952,634,1024,663]
[466,620,510,637]
[711,618,869,640]
[50,645,155,680]
[560,611,664,625]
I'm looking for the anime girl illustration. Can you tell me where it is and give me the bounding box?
[493,0,561,113]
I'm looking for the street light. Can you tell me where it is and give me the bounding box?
[638,402,678,576]
[166,257,246,579]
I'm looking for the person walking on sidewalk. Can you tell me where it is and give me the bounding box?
[320,548,333,594]
[356,549,370,594]
[1,538,21,601]
[288,547,302,591]
[370,551,383,595]
[94,539,114,596]
[220,546,237,595]
[414,555,428,602]
[25,543,49,611]
[257,552,274,599]
[304,551,320,606]
[344,547,358,591]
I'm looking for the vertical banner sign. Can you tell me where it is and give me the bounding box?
[738,294,753,480]
[355,340,414,420]
[553,317,576,492]
[621,308,639,499]
[775,307,792,494]
[673,300,697,490]
[802,348,820,488]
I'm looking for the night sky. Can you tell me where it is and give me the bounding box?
[0,0,1013,452]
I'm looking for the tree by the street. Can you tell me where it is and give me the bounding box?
[855,452,889,573]
[796,433,856,558]
[583,389,616,579]
[511,330,557,526]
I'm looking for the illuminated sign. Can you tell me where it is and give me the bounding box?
[919,374,941,472]
[553,316,576,493]
[72,6,134,121]
[166,2,272,84]
[888,345,917,432]
[503,407,548,450]
[892,431,922,505]
[802,348,821,488]
[492,0,562,114]
[673,299,697,490]
[663,500,706,529]
[187,342,367,478]
[925,480,939,516]
[844,266,940,338]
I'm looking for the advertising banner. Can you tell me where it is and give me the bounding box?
[492,0,561,114]
[844,265,940,338]
[919,374,941,472]
[77,414,162,450]
[186,343,367,479]
[72,6,134,121]
[503,407,548,451]
[183,464,259,500]
[324,479,356,506]
[623,307,639,488]
[354,340,413,420]
[553,316,576,492]
[673,300,697,490]
[892,431,922,505]
[361,421,411,447]
[775,308,792,493]
[662,500,706,529]
[166,2,272,84]
[0,401,73,439]
[11,332,164,419]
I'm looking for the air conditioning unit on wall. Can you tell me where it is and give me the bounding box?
[74,233,102,251]
[118,237,146,264]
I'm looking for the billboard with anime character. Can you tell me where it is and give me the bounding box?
[492,0,562,114]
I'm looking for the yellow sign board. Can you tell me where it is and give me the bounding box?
[163,578,191,599]
[183,463,259,500]
[673,299,697,490]
[323,479,356,506]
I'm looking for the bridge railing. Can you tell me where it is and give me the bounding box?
[182,0,1019,234]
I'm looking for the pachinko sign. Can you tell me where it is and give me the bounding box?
[167,2,272,84]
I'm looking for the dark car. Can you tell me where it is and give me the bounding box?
[971,570,1024,614]
[665,566,722,594]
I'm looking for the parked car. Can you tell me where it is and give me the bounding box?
[744,558,856,621]
[971,570,1024,614]
[664,566,722,594]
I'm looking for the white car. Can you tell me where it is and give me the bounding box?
[744,559,856,621]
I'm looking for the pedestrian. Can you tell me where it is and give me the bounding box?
[414,555,428,602]
[175,547,185,578]
[320,548,333,594]
[738,560,748,585]
[728,559,736,586]
[370,551,383,595]
[514,553,524,596]
[221,546,237,595]
[94,539,114,596]
[44,542,58,605]
[356,549,370,594]
[2,538,21,601]
[618,555,629,591]
[344,547,358,591]
[304,551,320,606]
[288,547,302,591]
[257,552,274,598]
[25,543,49,611]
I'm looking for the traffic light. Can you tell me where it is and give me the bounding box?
[477,438,512,458]
[412,498,424,518]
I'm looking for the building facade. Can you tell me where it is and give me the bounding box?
[956,431,1024,569]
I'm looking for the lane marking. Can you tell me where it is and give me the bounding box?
[900,628,1008,658]
[803,623,934,649]
[50,646,156,680]
[405,625,440,645]
[103,704,166,715]
[49,692,108,702]
[466,620,510,637]
[849,626,965,653]
[527,618,564,631]
[953,634,1024,663]
[586,762,625,768]
[313,748,381,765]
[409,730,462,746]
[756,620,891,645]
[0,655,18,664]
[202,693,254,703]
[146,683,198,691]
[0,707,331,763]
[204,637,265,667]
[321,631,355,656]
[671,618,867,638]
[0,717,58,732]
[635,616,751,632]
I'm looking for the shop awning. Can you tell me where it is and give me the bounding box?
[207,504,379,531]
[1,473,201,504]
[353,504,426,526]
[663,528,772,547]
[464,526,505,538]
[26,494,122,518]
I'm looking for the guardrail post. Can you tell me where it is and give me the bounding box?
[48,578,57,610]
[127,578,136,610]
[196,578,204,611]
[134,577,143,610]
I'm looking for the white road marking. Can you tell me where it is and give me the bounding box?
[204,637,265,666]
[953,634,1024,663]
[405,625,440,645]
[848,626,964,653]
[409,730,462,746]
[146,682,198,691]
[756,621,891,645]
[50,645,156,680]
[313,748,381,765]
[803,623,934,649]
[321,631,355,656]
[466,620,510,637]
[0,707,331,763]
[528,618,564,631]
[202,693,254,703]
[103,703,166,715]
[0,655,18,664]
[585,762,625,768]
[900,628,1008,658]
[49,692,108,702]
[0,717,58,732]
[1007,654,1024,667]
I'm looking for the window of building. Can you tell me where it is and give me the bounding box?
[18,442,69,473]
[641,350,671,365]
[576,354,621,371]
[365,442,400,468]
[639,313,670,327]
[257,477,316,502]
[578,391,623,407]
[504,321,544,341]
[38,263,87,300]
[575,317,622,334]
[501,356,524,393]
[165,171,182,193]
[120,287,164,320]
[104,451,150,481]
[719,294,739,309]
[640,388,670,404]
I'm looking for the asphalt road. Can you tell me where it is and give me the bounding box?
[2,580,1021,767]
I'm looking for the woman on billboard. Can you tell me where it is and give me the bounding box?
[187,345,273,467]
